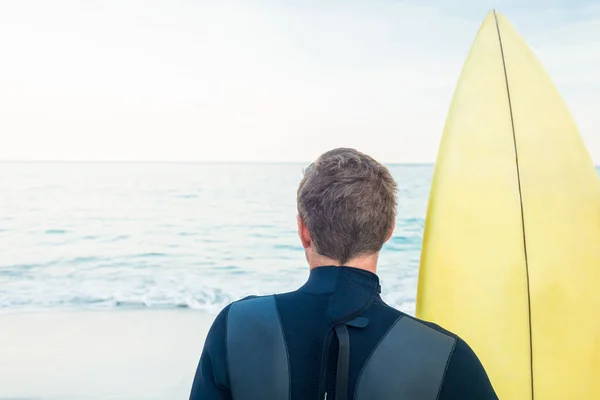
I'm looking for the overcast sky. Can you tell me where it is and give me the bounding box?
[0,0,598,163]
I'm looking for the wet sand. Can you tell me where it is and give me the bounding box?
[0,309,215,399]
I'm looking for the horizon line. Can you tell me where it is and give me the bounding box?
[0,159,437,166]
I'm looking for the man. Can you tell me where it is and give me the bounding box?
[189,148,498,399]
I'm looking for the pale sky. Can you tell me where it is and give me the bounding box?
[0,0,598,163]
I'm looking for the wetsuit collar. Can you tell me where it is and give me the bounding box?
[299,265,381,295]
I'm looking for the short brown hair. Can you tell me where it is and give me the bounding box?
[297,148,397,264]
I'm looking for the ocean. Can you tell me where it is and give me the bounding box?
[1,162,599,317]
[0,162,433,318]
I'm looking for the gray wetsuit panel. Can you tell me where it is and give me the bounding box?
[354,316,456,400]
[226,295,289,400]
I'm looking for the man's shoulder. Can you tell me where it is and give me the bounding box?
[375,301,460,343]
[389,313,497,398]
[385,310,485,365]
[214,294,276,322]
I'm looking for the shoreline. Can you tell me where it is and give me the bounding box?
[0,308,215,400]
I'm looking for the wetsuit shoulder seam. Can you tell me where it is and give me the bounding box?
[435,331,458,400]
[404,315,457,337]
[223,304,232,389]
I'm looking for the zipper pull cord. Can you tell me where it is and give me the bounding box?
[334,324,350,400]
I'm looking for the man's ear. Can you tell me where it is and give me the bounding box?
[297,215,312,249]
[385,219,396,242]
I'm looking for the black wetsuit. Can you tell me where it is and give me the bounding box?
[189,266,498,399]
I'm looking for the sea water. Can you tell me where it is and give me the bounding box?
[1,163,599,316]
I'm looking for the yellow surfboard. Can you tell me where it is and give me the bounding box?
[416,10,600,400]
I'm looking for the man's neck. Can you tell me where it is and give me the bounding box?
[308,252,379,274]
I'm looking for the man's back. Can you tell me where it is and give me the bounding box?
[190,266,498,399]
[190,148,497,399]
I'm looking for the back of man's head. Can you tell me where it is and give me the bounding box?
[297,148,397,265]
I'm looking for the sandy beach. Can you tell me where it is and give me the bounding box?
[0,309,215,400]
